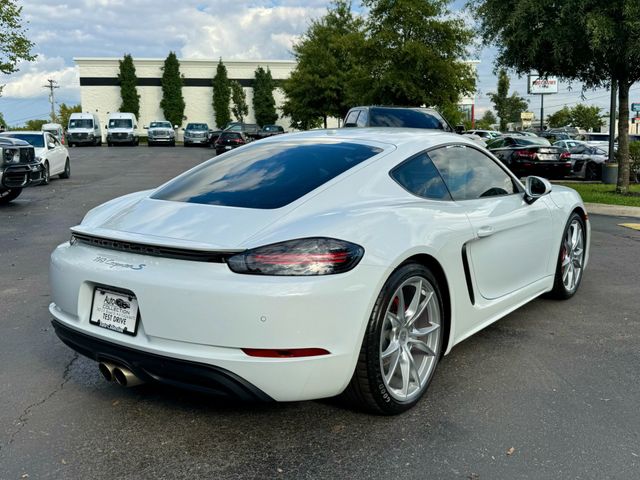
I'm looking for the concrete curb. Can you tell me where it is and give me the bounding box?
[584,202,640,218]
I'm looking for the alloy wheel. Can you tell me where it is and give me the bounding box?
[379,275,441,402]
[561,219,585,292]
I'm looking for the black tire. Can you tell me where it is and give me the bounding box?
[171,141,175,147]
[69,142,75,148]
[59,158,70,179]
[148,141,153,147]
[134,139,139,147]
[40,161,50,185]
[547,212,586,299]
[0,188,22,205]
[585,162,600,180]
[342,263,445,415]
[107,142,112,147]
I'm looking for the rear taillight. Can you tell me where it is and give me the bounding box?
[560,152,571,161]
[226,237,364,276]
[517,149,537,159]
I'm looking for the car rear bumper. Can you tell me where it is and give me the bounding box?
[49,241,382,401]
[513,161,572,179]
[52,319,273,401]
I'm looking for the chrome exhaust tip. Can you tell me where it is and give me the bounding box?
[98,362,117,382]
[112,366,144,387]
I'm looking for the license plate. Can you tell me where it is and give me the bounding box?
[538,154,556,161]
[224,146,232,150]
[90,287,139,335]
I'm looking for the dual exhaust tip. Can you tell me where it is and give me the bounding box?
[98,361,144,387]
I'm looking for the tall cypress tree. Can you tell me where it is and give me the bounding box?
[118,54,140,118]
[253,66,278,126]
[230,81,248,123]
[160,52,185,127]
[212,59,231,128]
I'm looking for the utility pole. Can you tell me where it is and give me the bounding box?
[43,79,59,122]
[539,93,544,132]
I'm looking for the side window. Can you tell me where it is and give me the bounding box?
[428,145,517,201]
[344,110,360,126]
[390,153,451,200]
[356,109,368,127]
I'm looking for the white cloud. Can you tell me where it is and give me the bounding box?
[2,56,79,99]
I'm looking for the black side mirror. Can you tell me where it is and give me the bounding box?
[455,125,465,134]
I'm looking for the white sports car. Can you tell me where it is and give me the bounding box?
[49,129,589,414]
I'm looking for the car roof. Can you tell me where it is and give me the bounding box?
[266,127,469,149]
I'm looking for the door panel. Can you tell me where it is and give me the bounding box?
[463,195,553,300]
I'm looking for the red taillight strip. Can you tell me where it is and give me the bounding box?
[252,252,350,265]
[242,348,330,358]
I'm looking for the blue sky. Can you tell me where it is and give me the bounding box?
[0,0,631,126]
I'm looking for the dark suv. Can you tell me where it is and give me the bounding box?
[223,122,261,139]
[0,136,43,204]
[343,106,456,132]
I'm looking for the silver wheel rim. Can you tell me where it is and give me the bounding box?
[379,275,441,402]
[561,219,585,292]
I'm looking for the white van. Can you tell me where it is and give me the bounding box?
[42,123,66,146]
[106,112,139,146]
[67,113,102,147]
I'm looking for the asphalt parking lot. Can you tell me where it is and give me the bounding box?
[1,145,639,480]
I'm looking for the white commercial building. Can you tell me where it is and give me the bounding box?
[75,57,478,136]
[75,57,298,136]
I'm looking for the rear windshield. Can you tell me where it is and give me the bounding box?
[220,132,242,140]
[153,141,382,209]
[369,108,448,131]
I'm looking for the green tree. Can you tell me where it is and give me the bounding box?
[473,0,640,192]
[488,69,528,130]
[57,103,82,129]
[118,54,140,118]
[25,119,47,130]
[159,52,185,128]
[253,67,278,126]
[476,110,498,129]
[0,0,36,81]
[0,111,6,128]
[571,104,603,131]
[230,81,248,123]
[357,0,475,115]
[282,0,366,129]
[212,59,231,128]
[547,106,573,128]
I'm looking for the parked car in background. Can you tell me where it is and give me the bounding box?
[183,123,210,147]
[553,139,587,150]
[461,133,488,147]
[1,131,70,185]
[343,106,456,132]
[42,123,66,146]
[67,113,102,147]
[207,129,223,147]
[145,121,176,147]
[106,113,139,146]
[486,135,571,179]
[582,132,611,149]
[567,144,609,180]
[214,131,249,155]
[464,129,502,140]
[224,122,261,139]
[257,125,285,139]
[0,136,44,204]
[49,129,590,414]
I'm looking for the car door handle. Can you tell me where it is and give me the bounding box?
[477,226,494,238]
